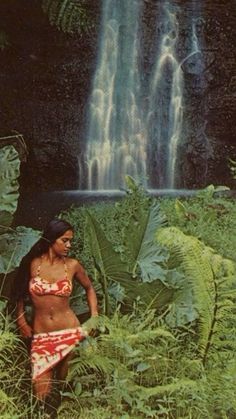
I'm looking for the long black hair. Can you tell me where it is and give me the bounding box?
[12,218,74,302]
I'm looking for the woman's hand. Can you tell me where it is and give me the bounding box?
[17,300,33,338]
[83,316,99,336]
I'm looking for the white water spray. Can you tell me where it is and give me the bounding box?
[79,0,203,190]
[81,0,146,190]
[147,3,183,188]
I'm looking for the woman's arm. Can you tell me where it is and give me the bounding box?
[16,299,33,338]
[74,261,98,317]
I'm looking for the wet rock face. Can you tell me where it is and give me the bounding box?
[0,0,236,192]
[182,1,236,188]
[142,0,236,188]
[0,0,100,192]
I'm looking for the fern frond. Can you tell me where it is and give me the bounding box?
[156,227,235,364]
[137,378,199,397]
[68,349,114,378]
[42,0,91,33]
[126,328,175,344]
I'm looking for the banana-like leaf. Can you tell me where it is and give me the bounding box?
[123,201,167,282]
[0,146,41,283]
[0,226,40,274]
[164,284,198,327]
[85,211,176,309]
[0,145,20,227]
[86,211,131,284]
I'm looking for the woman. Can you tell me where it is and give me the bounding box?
[14,218,98,402]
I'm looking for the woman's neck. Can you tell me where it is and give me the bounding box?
[42,251,63,265]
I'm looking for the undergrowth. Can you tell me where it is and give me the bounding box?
[159,195,236,262]
[1,190,236,418]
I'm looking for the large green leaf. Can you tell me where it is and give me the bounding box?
[164,282,198,327]
[137,203,168,282]
[123,200,167,282]
[156,227,214,335]
[0,145,20,227]
[86,211,131,284]
[0,226,40,274]
[85,211,176,310]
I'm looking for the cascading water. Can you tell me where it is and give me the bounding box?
[163,5,201,188]
[79,0,203,191]
[147,3,183,189]
[80,0,146,190]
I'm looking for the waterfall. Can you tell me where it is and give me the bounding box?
[81,0,146,190]
[166,15,202,188]
[192,20,200,54]
[147,3,183,189]
[79,0,203,191]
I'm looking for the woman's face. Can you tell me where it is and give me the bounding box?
[51,229,74,257]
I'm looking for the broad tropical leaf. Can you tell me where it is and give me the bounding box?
[123,200,167,282]
[0,226,40,274]
[0,145,20,227]
[86,210,131,285]
[86,211,176,310]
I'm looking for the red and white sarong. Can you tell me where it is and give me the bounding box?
[31,327,87,380]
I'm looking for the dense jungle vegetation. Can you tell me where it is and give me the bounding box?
[1,1,236,417]
[0,145,236,418]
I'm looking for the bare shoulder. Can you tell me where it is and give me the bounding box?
[65,257,83,273]
[30,256,41,275]
[65,257,91,286]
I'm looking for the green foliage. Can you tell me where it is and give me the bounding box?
[0,30,10,51]
[62,308,236,418]
[62,180,184,318]
[0,145,40,297]
[159,194,236,262]
[85,208,182,316]
[42,0,93,34]
[85,210,131,315]
[156,227,236,364]
[0,226,40,275]
[228,158,236,180]
[63,181,236,336]
[0,298,235,418]
[123,201,167,282]
[0,145,20,228]
[0,309,33,417]
[195,184,230,199]
[66,311,198,418]
[86,202,175,315]
[0,177,234,417]
[206,358,236,416]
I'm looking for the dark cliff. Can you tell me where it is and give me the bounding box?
[0,0,100,191]
[0,0,236,193]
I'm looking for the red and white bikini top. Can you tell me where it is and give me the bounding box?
[29,258,72,297]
